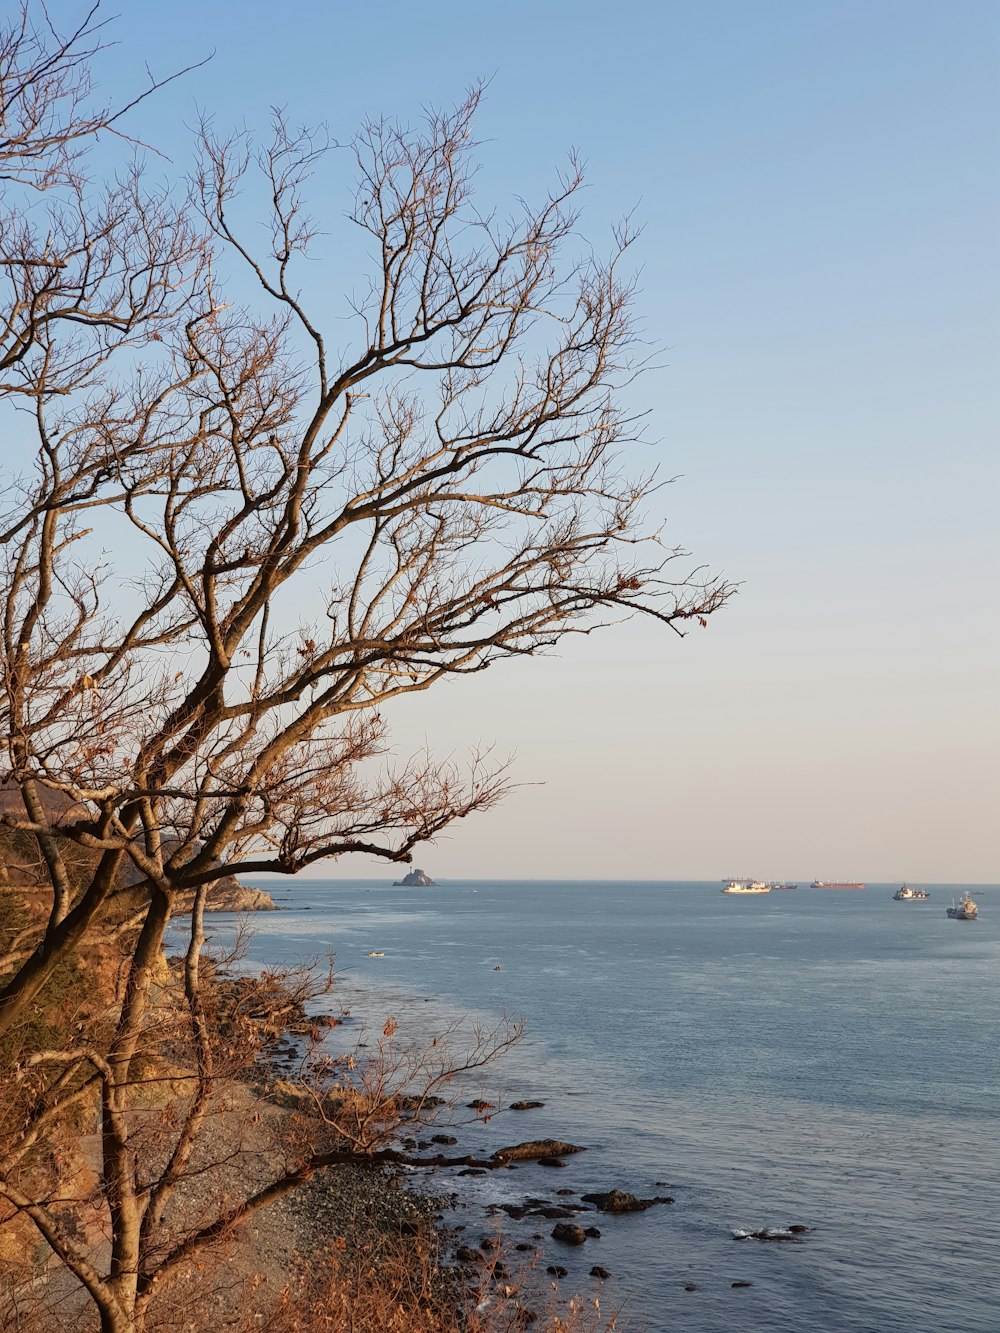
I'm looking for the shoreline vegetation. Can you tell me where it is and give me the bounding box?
[1,877,632,1331]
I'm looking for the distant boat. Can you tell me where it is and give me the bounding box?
[768,882,799,890]
[723,880,771,895]
[366,950,386,957]
[811,880,865,889]
[946,892,978,921]
[893,885,928,901]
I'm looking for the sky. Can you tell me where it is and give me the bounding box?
[55,1,1000,880]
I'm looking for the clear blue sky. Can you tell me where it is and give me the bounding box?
[86,1,999,879]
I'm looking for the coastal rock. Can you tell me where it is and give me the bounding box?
[731,1226,803,1242]
[431,1134,457,1145]
[492,1140,584,1164]
[551,1223,587,1246]
[492,1197,582,1221]
[584,1226,601,1238]
[310,1013,340,1028]
[510,1100,545,1110]
[393,868,436,886]
[537,1156,565,1168]
[176,882,279,913]
[546,1265,568,1277]
[456,1246,482,1264]
[398,1094,446,1110]
[732,1281,753,1288]
[590,1266,611,1280]
[467,1099,495,1112]
[580,1189,672,1213]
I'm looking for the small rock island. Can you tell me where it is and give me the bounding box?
[393,868,436,887]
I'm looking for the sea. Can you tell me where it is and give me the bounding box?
[187,879,1000,1333]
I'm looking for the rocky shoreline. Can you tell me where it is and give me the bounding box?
[173,881,280,913]
[234,969,815,1325]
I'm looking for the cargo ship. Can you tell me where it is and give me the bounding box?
[811,880,865,889]
[946,892,978,920]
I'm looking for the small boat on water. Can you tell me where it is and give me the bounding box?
[893,885,928,901]
[723,880,771,894]
[946,893,978,920]
[366,950,386,957]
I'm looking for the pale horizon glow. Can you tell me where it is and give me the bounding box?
[67,2,1000,881]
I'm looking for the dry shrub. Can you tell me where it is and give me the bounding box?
[255,1230,630,1333]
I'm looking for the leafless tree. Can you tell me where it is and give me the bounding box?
[0,6,729,1331]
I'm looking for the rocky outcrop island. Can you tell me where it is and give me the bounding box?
[393,867,436,887]
[174,880,279,913]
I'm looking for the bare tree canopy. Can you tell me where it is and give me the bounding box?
[0,7,730,1331]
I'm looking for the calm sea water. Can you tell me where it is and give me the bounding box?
[192,880,999,1332]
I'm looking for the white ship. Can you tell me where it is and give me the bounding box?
[722,880,771,895]
[893,884,928,901]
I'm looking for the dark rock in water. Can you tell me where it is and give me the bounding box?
[537,1156,565,1168]
[683,1283,698,1292]
[493,1139,584,1163]
[584,1226,601,1238]
[732,1227,800,1242]
[516,1242,534,1252]
[546,1265,568,1278]
[537,1207,576,1219]
[467,1099,495,1112]
[788,1224,811,1233]
[580,1189,672,1213]
[432,1133,458,1145]
[552,1223,587,1246]
[457,1168,487,1177]
[455,1246,481,1264]
[310,1013,340,1028]
[510,1100,546,1110]
[393,868,436,886]
[732,1280,753,1288]
[590,1266,611,1280]
[556,1188,575,1196]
